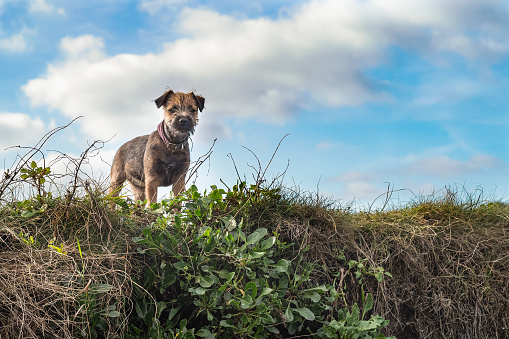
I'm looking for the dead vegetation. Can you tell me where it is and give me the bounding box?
[254,186,509,338]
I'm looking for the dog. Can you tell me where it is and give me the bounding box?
[109,90,205,206]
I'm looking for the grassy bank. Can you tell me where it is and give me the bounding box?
[0,170,507,337]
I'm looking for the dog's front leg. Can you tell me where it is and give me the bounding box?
[145,181,158,206]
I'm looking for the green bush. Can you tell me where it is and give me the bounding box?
[128,184,394,338]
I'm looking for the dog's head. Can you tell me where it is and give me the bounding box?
[155,90,205,140]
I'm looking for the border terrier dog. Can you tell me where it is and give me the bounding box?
[109,90,205,206]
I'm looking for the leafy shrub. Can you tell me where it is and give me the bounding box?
[129,184,394,338]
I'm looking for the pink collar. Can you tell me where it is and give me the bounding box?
[157,121,188,152]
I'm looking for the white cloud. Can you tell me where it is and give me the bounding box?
[59,35,105,61]
[342,181,384,202]
[28,0,65,15]
[400,154,505,178]
[0,31,27,52]
[0,113,54,149]
[316,141,334,150]
[193,114,232,144]
[139,0,187,15]
[0,27,35,53]
[21,0,509,143]
[0,0,63,53]
[413,78,486,108]
[333,171,378,183]
[329,153,508,204]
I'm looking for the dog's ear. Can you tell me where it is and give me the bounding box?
[155,90,174,108]
[192,93,205,112]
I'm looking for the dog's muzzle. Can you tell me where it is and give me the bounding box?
[176,116,194,131]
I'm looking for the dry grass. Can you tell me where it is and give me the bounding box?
[0,182,153,338]
[244,186,509,338]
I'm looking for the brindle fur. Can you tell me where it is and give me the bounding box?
[110,90,205,205]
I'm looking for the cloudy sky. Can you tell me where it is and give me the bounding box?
[1,0,508,207]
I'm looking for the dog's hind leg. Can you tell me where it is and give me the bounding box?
[129,181,146,204]
[109,170,126,208]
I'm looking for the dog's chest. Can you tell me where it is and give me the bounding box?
[159,152,188,184]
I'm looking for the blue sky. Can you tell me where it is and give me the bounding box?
[1,0,508,208]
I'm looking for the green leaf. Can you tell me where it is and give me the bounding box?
[217,269,230,279]
[174,261,187,270]
[199,275,215,288]
[266,326,280,334]
[105,310,121,318]
[209,189,223,201]
[249,251,266,259]
[179,318,187,332]
[288,322,298,335]
[89,284,114,293]
[245,281,257,299]
[246,268,256,280]
[259,236,276,250]
[362,293,374,319]
[294,307,315,321]
[284,306,294,322]
[155,301,167,320]
[350,304,360,324]
[21,210,38,218]
[246,228,267,245]
[196,328,215,338]
[259,312,274,325]
[220,320,236,328]
[304,291,321,302]
[132,236,144,243]
[272,259,290,273]
[30,161,37,168]
[258,287,273,298]
[306,285,328,292]
[240,295,253,309]
[204,238,217,252]
[161,274,176,290]
[165,309,179,329]
[194,287,207,295]
[135,302,147,319]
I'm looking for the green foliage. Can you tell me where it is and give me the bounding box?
[77,283,121,338]
[129,183,393,338]
[18,230,35,245]
[19,160,51,198]
[342,255,392,285]
[318,296,394,339]
[48,237,67,255]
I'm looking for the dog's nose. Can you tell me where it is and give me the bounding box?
[179,118,189,125]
